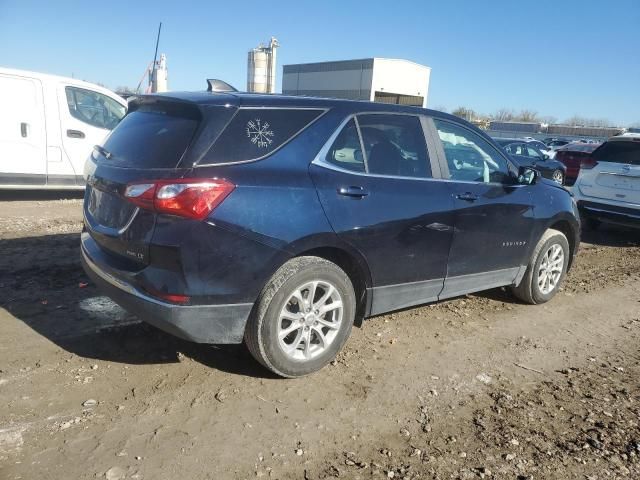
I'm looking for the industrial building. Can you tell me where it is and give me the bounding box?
[282,58,431,107]
[247,37,279,93]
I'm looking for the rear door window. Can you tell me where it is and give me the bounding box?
[593,141,640,165]
[204,108,325,164]
[357,114,430,178]
[325,119,365,172]
[98,107,199,168]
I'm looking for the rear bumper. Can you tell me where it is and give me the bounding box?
[578,200,640,228]
[81,244,253,344]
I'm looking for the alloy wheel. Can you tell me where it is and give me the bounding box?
[537,243,564,294]
[277,280,343,361]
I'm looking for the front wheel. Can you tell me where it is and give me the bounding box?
[511,229,570,304]
[244,256,356,378]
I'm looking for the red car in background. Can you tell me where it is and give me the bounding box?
[554,142,601,185]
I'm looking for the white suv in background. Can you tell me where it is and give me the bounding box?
[573,134,640,229]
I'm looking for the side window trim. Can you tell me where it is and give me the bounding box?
[314,112,438,181]
[432,117,518,184]
[353,116,369,173]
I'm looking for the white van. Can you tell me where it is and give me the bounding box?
[0,67,127,189]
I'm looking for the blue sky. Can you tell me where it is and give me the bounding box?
[1,0,638,125]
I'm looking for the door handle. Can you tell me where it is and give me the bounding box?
[456,192,479,202]
[337,186,369,198]
[67,129,86,139]
[20,122,28,138]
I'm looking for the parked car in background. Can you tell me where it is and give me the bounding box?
[573,135,640,229]
[0,67,127,189]
[518,138,554,158]
[494,138,566,184]
[547,139,570,149]
[554,142,601,185]
[81,91,580,377]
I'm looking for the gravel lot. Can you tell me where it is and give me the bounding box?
[1,192,639,480]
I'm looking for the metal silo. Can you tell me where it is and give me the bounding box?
[247,37,279,93]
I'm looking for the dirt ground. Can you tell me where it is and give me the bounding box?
[1,191,639,480]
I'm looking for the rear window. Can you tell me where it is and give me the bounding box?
[203,108,325,164]
[99,107,198,168]
[592,140,640,165]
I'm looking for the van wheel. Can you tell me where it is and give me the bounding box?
[511,229,570,305]
[244,256,356,378]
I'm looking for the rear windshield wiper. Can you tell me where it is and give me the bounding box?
[93,145,114,160]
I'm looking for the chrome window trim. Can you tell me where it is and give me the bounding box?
[353,116,369,172]
[312,112,436,181]
[195,107,329,168]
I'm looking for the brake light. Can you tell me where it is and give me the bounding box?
[580,157,598,170]
[124,178,235,220]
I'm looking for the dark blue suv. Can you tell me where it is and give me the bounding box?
[81,91,580,377]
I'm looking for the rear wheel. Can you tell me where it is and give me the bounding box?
[244,256,356,378]
[511,229,570,304]
[551,169,564,185]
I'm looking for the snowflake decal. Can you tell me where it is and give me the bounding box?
[246,119,274,148]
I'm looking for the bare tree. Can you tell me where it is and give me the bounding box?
[565,115,586,126]
[539,115,557,125]
[565,116,613,127]
[517,110,539,122]
[492,108,515,121]
[116,86,136,94]
[431,105,448,113]
[451,107,475,121]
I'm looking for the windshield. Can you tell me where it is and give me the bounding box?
[592,140,640,165]
[98,109,198,168]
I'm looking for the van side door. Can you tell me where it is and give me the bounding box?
[58,85,126,186]
[0,73,46,186]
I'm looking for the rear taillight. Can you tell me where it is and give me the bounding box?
[580,157,598,170]
[124,178,235,220]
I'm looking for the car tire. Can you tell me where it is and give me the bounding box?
[244,256,356,378]
[551,169,564,185]
[511,229,570,305]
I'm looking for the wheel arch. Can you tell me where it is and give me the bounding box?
[547,217,579,270]
[291,244,372,327]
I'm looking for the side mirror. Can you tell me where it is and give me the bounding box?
[517,166,538,185]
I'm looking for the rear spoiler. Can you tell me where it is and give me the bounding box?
[127,96,203,121]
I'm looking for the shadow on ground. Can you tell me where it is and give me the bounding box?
[581,224,639,248]
[2,224,636,378]
[0,232,274,379]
